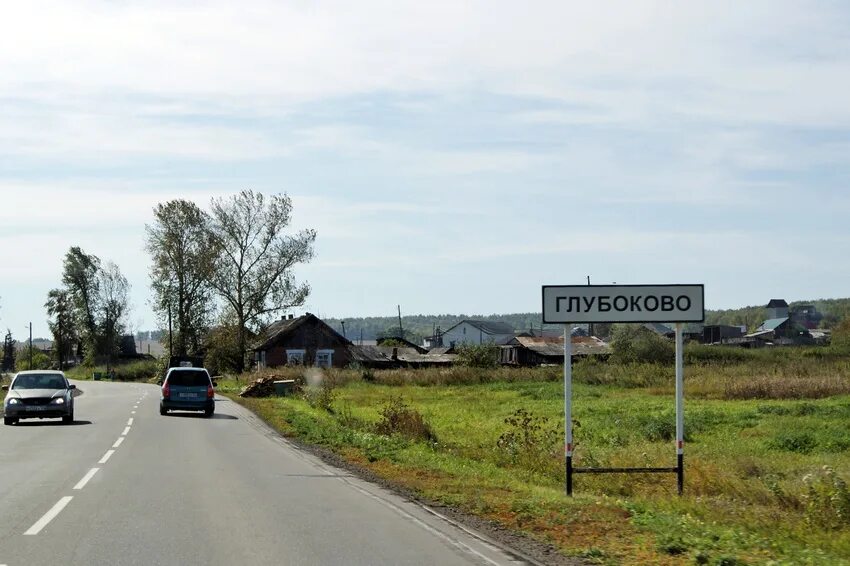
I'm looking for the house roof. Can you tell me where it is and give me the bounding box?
[444,320,515,335]
[758,317,790,331]
[348,345,393,363]
[766,299,789,308]
[253,313,351,351]
[512,335,611,357]
[644,323,674,335]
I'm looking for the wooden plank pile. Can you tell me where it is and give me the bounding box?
[239,376,278,397]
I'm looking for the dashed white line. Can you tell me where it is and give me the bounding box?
[131,411,136,414]
[99,450,116,464]
[121,426,131,436]
[24,496,73,535]
[112,437,125,448]
[73,468,100,490]
[127,418,134,426]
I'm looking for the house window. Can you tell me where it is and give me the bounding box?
[315,349,334,368]
[286,349,306,365]
[463,327,466,335]
[256,350,267,369]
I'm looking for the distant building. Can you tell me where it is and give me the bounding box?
[441,320,515,347]
[766,299,789,320]
[500,335,611,366]
[790,304,822,330]
[253,313,390,369]
[701,325,745,344]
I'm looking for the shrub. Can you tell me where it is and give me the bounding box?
[496,408,560,473]
[14,348,52,371]
[803,466,850,530]
[610,324,674,364]
[373,397,436,442]
[767,431,817,454]
[455,343,500,368]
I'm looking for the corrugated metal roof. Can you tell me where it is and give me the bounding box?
[513,336,611,356]
[758,317,789,331]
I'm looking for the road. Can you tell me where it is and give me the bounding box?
[0,380,534,566]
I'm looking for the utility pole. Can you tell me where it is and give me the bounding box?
[29,322,32,369]
[397,305,403,340]
[341,320,346,339]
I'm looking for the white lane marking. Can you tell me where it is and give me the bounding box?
[112,437,125,448]
[24,496,73,535]
[127,418,134,425]
[73,468,100,490]
[131,411,136,414]
[99,450,116,464]
[122,426,131,436]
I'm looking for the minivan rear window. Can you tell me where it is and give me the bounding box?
[167,370,210,387]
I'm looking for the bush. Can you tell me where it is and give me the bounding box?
[496,408,560,474]
[373,397,436,442]
[803,466,850,530]
[610,324,674,364]
[455,343,500,368]
[14,348,52,371]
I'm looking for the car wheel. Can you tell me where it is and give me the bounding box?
[204,408,214,418]
[4,417,17,426]
[160,405,168,416]
[62,412,74,424]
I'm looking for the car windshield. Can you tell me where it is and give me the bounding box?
[13,374,67,390]
[167,370,210,387]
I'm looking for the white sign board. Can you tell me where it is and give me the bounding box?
[542,284,704,323]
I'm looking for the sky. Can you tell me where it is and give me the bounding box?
[1,0,849,339]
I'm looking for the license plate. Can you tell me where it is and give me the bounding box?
[179,393,199,399]
[27,405,49,411]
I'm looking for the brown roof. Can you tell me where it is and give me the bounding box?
[253,313,351,351]
[513,335,611,357]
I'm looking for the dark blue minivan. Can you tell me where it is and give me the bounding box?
[160,367,215,417]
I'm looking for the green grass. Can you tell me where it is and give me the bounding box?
[219,353,850,564]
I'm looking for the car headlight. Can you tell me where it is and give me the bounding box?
[51,397,65,405]
[7,398,20,405]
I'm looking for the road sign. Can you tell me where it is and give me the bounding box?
[542,284,704,323]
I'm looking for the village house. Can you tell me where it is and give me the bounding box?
[441,320,515,347]
[253,313,391,369]
[500,335,611,366]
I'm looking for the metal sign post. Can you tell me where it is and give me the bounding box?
[544,284,703,497]
[675,322,684,494]
[564,325,573,495]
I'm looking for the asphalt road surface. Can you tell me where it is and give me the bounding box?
[0,380,535,566]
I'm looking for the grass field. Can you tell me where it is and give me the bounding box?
[218,348,850,564]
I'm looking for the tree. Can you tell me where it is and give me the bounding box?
[207,190,316,372]
[145,199,217,357]
[62,247,101,356]
[98,261,130,360]
[45,289,76,370]
[2,330,14,372]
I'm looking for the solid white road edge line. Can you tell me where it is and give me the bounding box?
[127,418,134,425]
[24,496,73,535]
[99,450,116,464]
[73,468,100,490]
[113,437,125,448]
[122,426,131,436]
